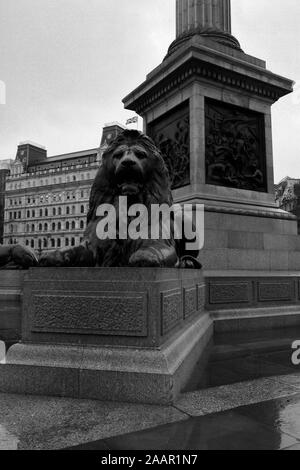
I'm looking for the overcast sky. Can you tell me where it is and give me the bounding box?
[0,0,299,182]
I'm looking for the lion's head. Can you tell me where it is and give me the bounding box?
[87,130,172,223]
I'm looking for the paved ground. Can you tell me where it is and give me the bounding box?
[0,347,300,450]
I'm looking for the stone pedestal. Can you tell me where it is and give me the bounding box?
[0,268,211,405]
[123,1,296,271]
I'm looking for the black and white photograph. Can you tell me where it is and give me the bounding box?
[0,0,300,454]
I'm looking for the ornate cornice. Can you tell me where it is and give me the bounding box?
[128,56,291,116]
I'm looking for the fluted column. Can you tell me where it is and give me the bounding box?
[170,0,240,55]
[176,0,232,37]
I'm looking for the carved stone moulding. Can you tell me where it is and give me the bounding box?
[131,58,289,116]
[22,268,206,349]
[206,276,298,310]
[166,27,242,58]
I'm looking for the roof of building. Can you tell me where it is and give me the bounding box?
[35,148,99,165]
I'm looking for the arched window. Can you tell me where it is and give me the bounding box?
[43,239,47,248]
[45,209,48,217]
[44,223,48,231]
[81,205,85,214]
[52,223,55,231]
[38,239,42,249]
[39,223,42,231]
[66,206,70,215]
[71,238,75,247]
[58,207,62,216]
[40,209,43,217]
[51,239,55,248]
[58,222,62,231]
[57,239,61,248]
[53,208,56,216]
[27,210,30,218]
[80,220,84,230]
[31,240,34,248]
[65,238,69,247]
[31,224,35,232]
[66,221,70,230]
[72,206,76,215]
[72,221,75,230]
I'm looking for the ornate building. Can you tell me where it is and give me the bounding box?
[3,123,125,252]
[0,160,13,244]
[275,176,300,233]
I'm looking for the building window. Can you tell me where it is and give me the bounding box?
[52,223,55,231]
[51,239,55,248]
[65,238,69,247]
[72,206,76,215]
[66,221,70,230]
[53,208,56,216]
[80,220,84,230]
[39,223,42,231]
[57,239,61,248]
[58,207,62,216]
[40,209,43,217]
[66,207,70,215]
[44,223,48,231]
[71,238,75,247]
[72,221,75,230]
[31,240,34,248]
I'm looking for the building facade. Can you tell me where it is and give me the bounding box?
[0,160,13,244]
[3,123,125,252]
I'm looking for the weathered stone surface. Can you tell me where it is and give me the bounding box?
[1,312,213,405]
[21,268,205,349]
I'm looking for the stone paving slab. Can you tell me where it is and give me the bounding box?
[0,393,187,450]
[175,376,300,417]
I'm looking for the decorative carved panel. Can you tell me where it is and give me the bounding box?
[148,101,190,190]
[197,284,206,311]
[31,291,148,337]
[183,287,197,319]
[209,282,250,304]
[205,98,267,192]
[161,289,182,335]
[258,282,295,302]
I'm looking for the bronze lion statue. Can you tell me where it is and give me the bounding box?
[1,130,201,269]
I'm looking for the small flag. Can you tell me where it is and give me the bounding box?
[126,116,138,125]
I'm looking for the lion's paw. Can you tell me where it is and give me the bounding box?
[129,249,161,268]
[39,250,70,267]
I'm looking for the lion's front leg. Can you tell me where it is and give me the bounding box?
[39,243,95,267]
[129,241,178,268]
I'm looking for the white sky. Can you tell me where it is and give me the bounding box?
[0,0,299,182]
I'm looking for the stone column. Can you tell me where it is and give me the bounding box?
[176,0,232,36]
[171,0,239,54]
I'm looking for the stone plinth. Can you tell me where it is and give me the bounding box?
[0,268,212,405]
[0,271,24,344]
[123,1,295,272]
